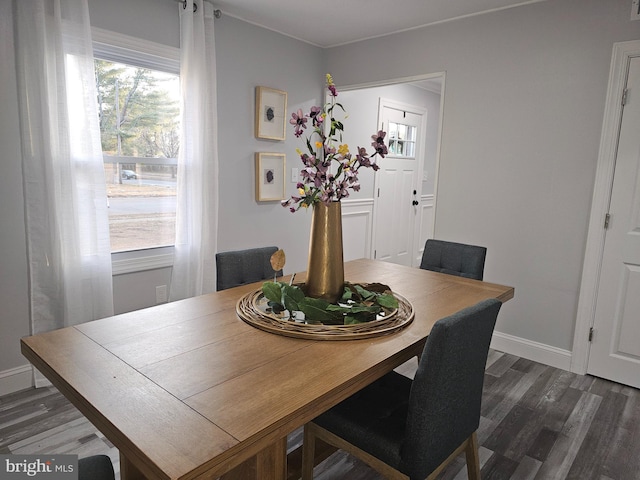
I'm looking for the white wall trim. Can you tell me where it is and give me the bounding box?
[341,198,374,260]
[112,253,174,275]
[572,40,640,375]
[415,194,435,265]
[341,198,374,208]
[0,364,33,396]
[92,26,180,73]
[491,331,572,371]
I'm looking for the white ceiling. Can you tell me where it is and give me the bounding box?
[213,0,549,48]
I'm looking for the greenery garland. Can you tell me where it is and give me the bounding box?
[261,281,399,325]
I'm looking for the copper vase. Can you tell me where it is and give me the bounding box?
[305,201,345,303]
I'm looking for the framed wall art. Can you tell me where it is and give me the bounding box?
[255,152,285,202]
[255,86,287,140]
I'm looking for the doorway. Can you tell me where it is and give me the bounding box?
[339,74,445,267]
[586,54,640,388]
[573,40,640,388]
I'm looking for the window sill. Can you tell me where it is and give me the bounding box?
[112,247,174,275]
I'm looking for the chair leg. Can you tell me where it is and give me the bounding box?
[302,424,316,480]
[464,431,481,480]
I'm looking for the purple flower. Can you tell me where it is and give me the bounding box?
[309,106,324,127]
[301,153,316,167]
[371,130,388,158]
[328,84,338,97]
[290,109,308,137]
[373,143,388,158]
[355,147,371,165]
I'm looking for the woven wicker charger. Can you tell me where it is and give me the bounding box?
[236,285,414,340]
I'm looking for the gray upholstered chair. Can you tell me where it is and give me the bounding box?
[215,246,283,291]
[419,239,487,280]
[301,298,502,480]
[78,455,115,480]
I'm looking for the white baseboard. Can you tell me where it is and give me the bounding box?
[491,331,572,371]
[0,364,33,396]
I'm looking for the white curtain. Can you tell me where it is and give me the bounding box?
[170,0,219,300]
[14,0,113,348]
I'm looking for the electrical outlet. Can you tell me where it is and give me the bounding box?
[156,285,167,304]
[291,168,299,183]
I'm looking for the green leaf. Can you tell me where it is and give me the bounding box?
[354,284,376,301]
[341,288,353,301]
[348,305,381,314]
[262,282,284,304]
[300,297,343,324]
[377,293,398,309]
[363,283,392,294]
[326,304,353,314]
[282,284,305,312]
[344,315,362,325]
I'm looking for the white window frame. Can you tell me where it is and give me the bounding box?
[92,27,180,275]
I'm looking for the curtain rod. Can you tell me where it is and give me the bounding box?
[175,0,222,18]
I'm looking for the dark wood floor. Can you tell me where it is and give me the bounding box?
[1,350,639,479]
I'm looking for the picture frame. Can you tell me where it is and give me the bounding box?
[255,153,286,202]
[255,86,287,140]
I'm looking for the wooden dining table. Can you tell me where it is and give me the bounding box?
[20,258,514,480]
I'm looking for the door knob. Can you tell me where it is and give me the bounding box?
[412,200,419,206]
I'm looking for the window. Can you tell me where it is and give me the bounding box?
[387,121,417,158]
[93,30,180,255]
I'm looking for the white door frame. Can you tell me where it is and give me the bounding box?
[571,40,640,374]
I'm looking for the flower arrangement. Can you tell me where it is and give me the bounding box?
[281,74,388,212]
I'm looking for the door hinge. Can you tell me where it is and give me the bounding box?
[604,213,611,229]
[622,89,628,106]
[374,250,377,259]
[588,327,594,342]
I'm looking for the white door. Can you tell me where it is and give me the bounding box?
[373,100,425,266]
[587,56,640,389]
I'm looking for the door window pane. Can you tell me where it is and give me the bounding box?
[388,121,416,158]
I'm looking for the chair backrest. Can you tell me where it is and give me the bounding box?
[399,298,501,479]
[419,239,487,280]
[78,455,115,480]
[216,246,283,291]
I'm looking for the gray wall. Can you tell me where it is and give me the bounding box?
[326,0,640,351]
[0,0,30,382]
[214,16,325,273]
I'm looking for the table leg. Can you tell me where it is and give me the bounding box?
[221,436,287,480]
[256,436,287,480]
[120,452,147,480]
